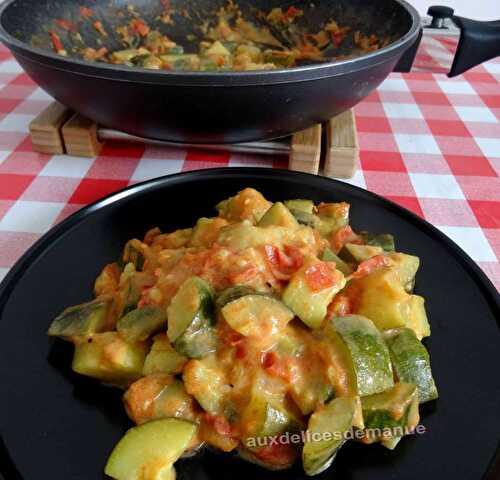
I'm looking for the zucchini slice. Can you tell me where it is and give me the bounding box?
[360,232,396,252]
[384,328,438,403]
[216,188,272,224]
[183,356,229,415]
[215,285,256,309]
[283,262,346,329]
[302,397,356,476]
[321,248,353,276]
[237,446,295,471]
[122,240,145,271]
[258,202,299,229]
[143,333,187,375]
[221,295,293,337]
[188,217,228,248]
[284,199,314,214]
[324,315,394,396]
[338,243,384,263]
[167,277,216,359]
[48,297,111,338]
[124,374,197,424]
[387,252,420,292]
[315,202,350,237]
[360,383,419,445]
[117,306,167,342]
[72,332,148,385]
[104,418,197,480]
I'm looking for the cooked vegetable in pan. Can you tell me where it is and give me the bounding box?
[48,188,437,478]
[40,1,389,71]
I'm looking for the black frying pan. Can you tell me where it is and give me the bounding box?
[0,0,420,143]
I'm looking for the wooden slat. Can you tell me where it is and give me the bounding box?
[324,110,359,179]
[62,113,103,157]
[289,124,322,175]
[29,102,73,155]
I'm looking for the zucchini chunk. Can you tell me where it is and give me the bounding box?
[321,248,353,275]
[122,240,145,270]
[221,295,294,337]
[72,332,148,385]
[387,252,420,292]
[188,217,228,248]
[302,397,356,476]
[338,243,384,263]
[324,315,394,396]
[258,202,299,229]
[215,285,257,309]
[315,202,350,237]
[167,277,216,359]
[183,356,229,415]
[143,334,187,375]
[360,383,419,445]
[283,261,346,329]
[216,188,272,224]
[124,374,197,424]
[360,232,395,252]
[405,295,431,340]
[284,199,315,214]
[384,328,438,403]
[117,306,167,342]
[48,297,112,339]
[104,418,197,480]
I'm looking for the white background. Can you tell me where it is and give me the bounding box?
[408,0,500,20]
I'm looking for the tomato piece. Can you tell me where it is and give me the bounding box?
[203,414,234,437]
[130,19,150,37]
[331,31,346,47]
[228,264,259,284]
[236,342,247,360]
[331,226,362,253]
[327,294,351,318]
[285,6,303,20]
[49,31,64,52]
[79,6,94,18]
[56,19,77,32]
[351,255,391,280]
[304,262,336,292]
[261,352,295,382]
[93,20,107,36]
[254,442,297,467]
[264,244,303,280]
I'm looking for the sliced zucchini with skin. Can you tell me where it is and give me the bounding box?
[216,188,272,224]
[360,232,395,252]
[384,328,438,403]
[215,285,257,309]
[122,240,145,270]
[167,276,216,358]
[302,397,356,476]
[360,383,419,444]
[315,202,350,237]
[283,260,346,329]
[117,306,167,342]
[48,297,111,339]
[258,202,299,229]
[221,294,294,337]
[324,315,394,396]
[72,332,148,385]
[143,333,187,375]
[124,374,197,424]
[387,252,420,292]
[183,356,229,415]
[338,243,384,263]
[188,217,228,248]
[321,248,353,275]
[284,199,314,214]
[104,418,197,480]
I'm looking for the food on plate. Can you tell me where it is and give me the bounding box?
[48,188,438,478]
[39,1,389,71]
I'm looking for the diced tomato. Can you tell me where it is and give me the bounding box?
[229,264,259,284]
[79,6,94,18]
[284,6,303,20]
[130,19,150,37]
[331,226,362,253]
[327,294,352,318]
[216,56,226,66]
[56,19,77,32]
[331,31,346,47]
[203,414,234,437]
[93,20,107,36]
[261,351,294,382]
[254,442,297,467]
[48,31,64,53]
[235,342,247,360]
[264,244,303,280]
[304,262,336,292]
[351,255,391,280]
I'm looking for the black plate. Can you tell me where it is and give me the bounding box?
[0,168,498,480]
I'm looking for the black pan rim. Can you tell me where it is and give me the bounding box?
[0,167,498,479]
[0,0,421,87]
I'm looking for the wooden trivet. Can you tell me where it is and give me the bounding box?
[29,102,359,179]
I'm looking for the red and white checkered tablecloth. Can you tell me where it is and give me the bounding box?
[0,36,499,289]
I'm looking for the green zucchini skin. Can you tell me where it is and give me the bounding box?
[117,306,167,342]
[325,315,394,397]
[143,334,187,375]
[257,202,299,228]
[360,232,396,252]
[121,241,145,271]
[320,248,353,276]
[215,286,257,309]
[167,277,216,359]
[384,328,438,403]
[338,243,384,263]
[360,383,419,445]
[284,199,315,214]
[302,397,356,476]
[48,297,111,338]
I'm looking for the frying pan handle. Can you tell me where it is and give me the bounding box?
[448,16,500,77]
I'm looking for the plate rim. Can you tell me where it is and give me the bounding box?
[0,167,498,479]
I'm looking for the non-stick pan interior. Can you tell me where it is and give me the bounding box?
[2,0,413,64]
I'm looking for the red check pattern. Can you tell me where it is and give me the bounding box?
[0,35,499,289]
